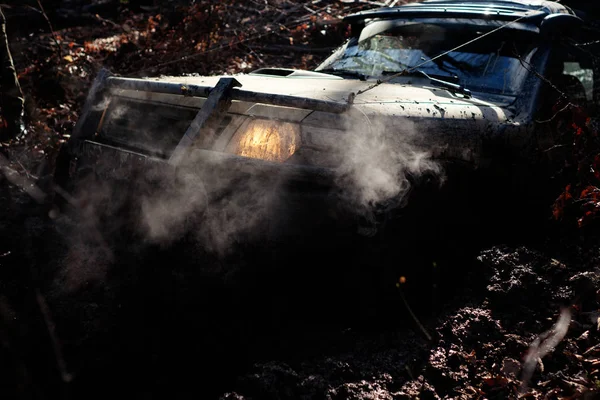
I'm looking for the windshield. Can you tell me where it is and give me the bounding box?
[316,20,539,95]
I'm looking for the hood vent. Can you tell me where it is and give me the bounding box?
[249,68,342,79]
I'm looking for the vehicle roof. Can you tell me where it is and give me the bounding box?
[343,0,574,25]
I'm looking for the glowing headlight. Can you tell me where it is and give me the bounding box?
[225,119,301,163]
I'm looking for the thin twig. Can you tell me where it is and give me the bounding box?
[398,288,432,341]
[35,0,63,62]
[0,153,47,204]
[93,13,120,29]
[515,56,581,124]
[535,103,575,124]
[242,44,266,65]
[16,160,36,180]
[583,343,600,356]
[542,144,569,153]
[575,39,600,48]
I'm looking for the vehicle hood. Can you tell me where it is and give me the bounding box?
[152,72,517,119]
[137,72,527,165]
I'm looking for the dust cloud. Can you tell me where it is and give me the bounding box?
[137,154,278,254]
[332,109,444,231]
[54,104,444,290]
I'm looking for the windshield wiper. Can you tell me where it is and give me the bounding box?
[318,69,368,81]
[382,70,471,98]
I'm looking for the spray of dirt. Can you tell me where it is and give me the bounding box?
[52,103,444,290]
[137,153,279,254]
[53,175,119,292]
[333,109,444,231]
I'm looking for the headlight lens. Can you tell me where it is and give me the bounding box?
[225,119,301,163]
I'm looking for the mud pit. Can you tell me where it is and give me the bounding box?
[1,179,600,399]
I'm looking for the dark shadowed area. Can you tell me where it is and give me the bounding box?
[1,0,600,399]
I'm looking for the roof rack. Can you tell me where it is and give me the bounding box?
[342,1,572,25]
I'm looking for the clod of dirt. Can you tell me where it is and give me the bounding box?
[425,307,506,396]
[479,246,572,312]
[221,327,426,400]
[407,244,600,399]
[220,393,246,400]
[328,380,394,400]
[236,362,300,399]
[396,379,441,399]
[570,271,600,308]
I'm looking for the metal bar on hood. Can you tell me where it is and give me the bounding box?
[105,76,351,114]
[169,77,241,166]
[72,68,111,139]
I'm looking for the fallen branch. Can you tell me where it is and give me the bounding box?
[520,308,572,394]
[35,290,73,384]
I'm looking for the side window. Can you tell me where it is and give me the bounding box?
[562,61,594,103]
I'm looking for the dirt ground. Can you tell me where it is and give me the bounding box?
[1,1,600,399]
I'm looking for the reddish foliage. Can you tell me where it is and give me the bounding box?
[552,104,600,228]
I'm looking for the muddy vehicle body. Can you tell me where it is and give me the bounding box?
[54,0,600,247]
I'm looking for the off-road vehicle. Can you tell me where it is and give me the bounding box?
[54,0,600,244]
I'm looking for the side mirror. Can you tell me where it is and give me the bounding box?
[540,14,583,37]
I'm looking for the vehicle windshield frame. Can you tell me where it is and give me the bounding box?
[315,17,541,96]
